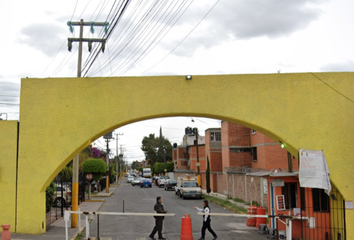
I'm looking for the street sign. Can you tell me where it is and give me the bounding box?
[272,179,284,187]
[86,173,93,181]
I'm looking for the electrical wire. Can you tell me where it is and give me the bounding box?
[85,0,190,76]
[142,0,220,75]
[82,0,132,76]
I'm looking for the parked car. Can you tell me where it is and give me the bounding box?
[176,177,202,199]
[140,178,152,188]
[53,185,71,207]
[127,176,134,183]
[157,176,171,187]
[165,180,177,191]
[132,177,143,186]
[152,176,160,186]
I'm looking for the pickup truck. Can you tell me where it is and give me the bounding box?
[175,177,202,199]
[157,176,171,187]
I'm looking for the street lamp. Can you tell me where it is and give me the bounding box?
[185,127,200,186]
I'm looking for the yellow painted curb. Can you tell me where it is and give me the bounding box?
[85,199,105,202]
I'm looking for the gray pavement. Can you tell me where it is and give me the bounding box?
[84,181,268,240]
[5,180,269,240]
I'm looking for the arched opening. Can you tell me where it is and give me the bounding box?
[10,73,352,236]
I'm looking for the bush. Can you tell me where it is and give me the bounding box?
[82,158,107,181]
[46,181,55,213]
[153,162,164,174]
[166,162,174,172]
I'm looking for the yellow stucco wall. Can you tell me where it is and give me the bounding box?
[15,73,354,237]
[0,121,18,231]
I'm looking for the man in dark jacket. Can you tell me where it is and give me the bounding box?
[149,196,167,240]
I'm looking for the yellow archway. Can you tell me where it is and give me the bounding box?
[13,73,354,236]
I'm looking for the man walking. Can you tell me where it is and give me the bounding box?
[193,200,218,240]
[149,196,167,240]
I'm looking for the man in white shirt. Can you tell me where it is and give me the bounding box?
[193,200,218,240]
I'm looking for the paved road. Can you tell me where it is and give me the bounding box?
[86,180,268,240]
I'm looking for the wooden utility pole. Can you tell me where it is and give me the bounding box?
[68,19,108,228]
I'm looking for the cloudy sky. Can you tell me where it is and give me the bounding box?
[0,0,353,162]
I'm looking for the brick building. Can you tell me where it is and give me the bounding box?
[172,121,298,207]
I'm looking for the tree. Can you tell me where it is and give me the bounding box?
[166,162,174,172]
[82,158,107,199]
[141,132,172,166]
[131,160,141,169]
[153,162,165,174]
[206,156,211,194]
[45,181,55,213]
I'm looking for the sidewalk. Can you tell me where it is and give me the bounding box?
[8,186,118,240]
[202,190,250,210]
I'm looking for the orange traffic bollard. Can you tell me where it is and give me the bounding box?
[1,224,11,240]
[180,214,193,240]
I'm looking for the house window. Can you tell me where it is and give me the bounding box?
[300,187,306,211]
[312,188,330,212]
[210,131,221,142]
[251,147,257,161]
[282,182,298,209]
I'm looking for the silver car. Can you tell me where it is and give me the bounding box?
[131,177,143,186]
[127,176,134,183]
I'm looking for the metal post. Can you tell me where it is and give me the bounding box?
[97,214,100,240]
[106,137,110,193]
[195,128,201,186]
[164,148,166,176]
[116,134,119,183]
[71,154,79,228]
[78,208,81,233]
[61,177,64,217]
[85,215,89,239]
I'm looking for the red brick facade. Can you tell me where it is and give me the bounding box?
[172,122,298,206]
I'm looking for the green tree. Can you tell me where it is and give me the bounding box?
[82,158,107,181]
[166,162,174,172]
[45,181,55,213]
[82,158,107,199]
[153,162,165,174]
[206,156,211,194]
[131,160,141,169]
[141,132,172,166]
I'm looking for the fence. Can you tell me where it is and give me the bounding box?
[64,210,175,240]
[48,171,87,227]
[300,186,346,240]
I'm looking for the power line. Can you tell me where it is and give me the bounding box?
[142,0,220,75]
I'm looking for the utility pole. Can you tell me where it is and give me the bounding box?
[104,132,113,193]
[120,144,124,178]
[67,19,108,228]
[115,133,124,183]
[194,127,200,187]
[164,148,166,176]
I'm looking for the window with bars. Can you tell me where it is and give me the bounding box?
[282,182,298,209]
[312,188,330,212]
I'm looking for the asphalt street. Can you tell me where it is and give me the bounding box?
[86,180,268,240]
